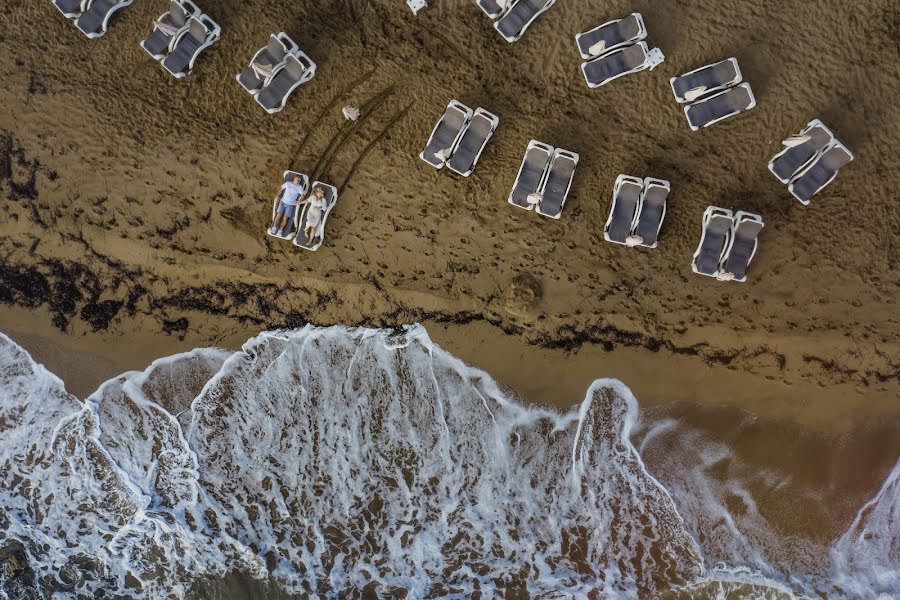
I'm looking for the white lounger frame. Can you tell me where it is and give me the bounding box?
[787,140,854,205]
[419,100,473,170]
[494,0,557,43]
[767,119,835,184]
[77,0,135,39]
[293,181,338,252]
[268,170,310,241]
[236,33,298,95]
[574,12,647,60]
[162,14,221,78]
[691,206,734,277]
[684,82,756,131]
[507,140,554,211]
[581,42,664,89]
[670,57,742,104]
[447,107,500,178]
[720,211,764,283]
[536,148,579,219]
[603,174,644,244]
[255,49,317,114]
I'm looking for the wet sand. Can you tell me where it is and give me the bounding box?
[1,2,898,427]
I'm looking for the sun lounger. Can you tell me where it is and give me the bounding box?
[161,15,220,78]
[236,33,297,95]
[603,175,644,244]
[494,0,556,43]
[720,211,763,282]
[536,149,579,219]
[684,83,756,131]
[581,42,664,88]
[293,182,338,251]
[575,13,646,59]
[75,0,134,38]
[692,206,734,277]
[141,0,199,59]
[477,0,506,19]
[54,0,90,18]
[670,58,742,104]
[420,100,473,169]
[768,119,836,184]
[446,108,499,177]
[255,50,316,114]
[632,178,670,248]
[507,140,553,210]
[268,171,310,241]
[787,141,853,205]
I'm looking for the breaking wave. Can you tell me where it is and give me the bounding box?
[0,326,896,598]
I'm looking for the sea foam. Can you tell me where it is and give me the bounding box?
[0,326,896,599]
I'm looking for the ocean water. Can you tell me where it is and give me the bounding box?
[0,326,896,599]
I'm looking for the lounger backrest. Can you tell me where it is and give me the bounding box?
[577,13,643,57]
[539,153,577,217]
[672,59,739,102]
[511,145,551,205]
[265,35,287,64]
[606,179,642,242]
[694,213,733,275]
[584,43,646,84]
[722,219,763,280]
[497,0,543,38]
[686,85,753,129]
[169,1,187,26]
[77,0,114,33]
[447,112,493,173]
[770,125,833,182]
[188,17,207,43]
[634,183,668,245]
[790,144,852,203]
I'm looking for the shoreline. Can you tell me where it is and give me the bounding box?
[3,304,897,434]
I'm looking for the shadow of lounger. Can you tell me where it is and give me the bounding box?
[603,174,643,244]
[633,177,670,248]
[161,15,220,78]
[255,51,316,114]
[420,100,472,169]
[575,13,646,60]
[507,140,553,210]
[721,211,764,282]
[75,0,134,38]
[788,141,853,205]
[495,0,556,43]
[670,57,741,103]
[293,182,338,252]
[582,42,662,88]
[237,33,296,95]
[684,83,756,131]
[447,108,499,177]
[536,148,579,219]
[768,119,835,184]
[692,206,734,277]
[142,0,196,59]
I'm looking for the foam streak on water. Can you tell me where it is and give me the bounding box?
[0,326,897,599]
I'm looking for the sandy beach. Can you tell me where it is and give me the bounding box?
[1,0,898,428]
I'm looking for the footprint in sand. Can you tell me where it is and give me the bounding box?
[502,272,543,317]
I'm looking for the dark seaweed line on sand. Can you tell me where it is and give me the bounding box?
[0,257,896,389]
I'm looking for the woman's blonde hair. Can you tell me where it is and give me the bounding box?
[313,186,325,196]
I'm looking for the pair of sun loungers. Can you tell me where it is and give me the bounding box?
[477,0,556,43]
[768,119,854,205]
[507,141,579,219]
[603,175,671,248]
[237,34,317,114]
[141,1,220,78]
[692,207,764,282]
[671,58,756,131]
[267,171,338,252]
[420,100,500,177]
[576,13,664,88]
[53,0,132,38]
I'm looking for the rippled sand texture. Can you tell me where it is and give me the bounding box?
[0,2,898,415]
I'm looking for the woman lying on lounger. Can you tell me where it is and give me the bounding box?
[269,174,306,237]
[300,186,327,246]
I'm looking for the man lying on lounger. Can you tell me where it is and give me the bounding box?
[269,174,307,236]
